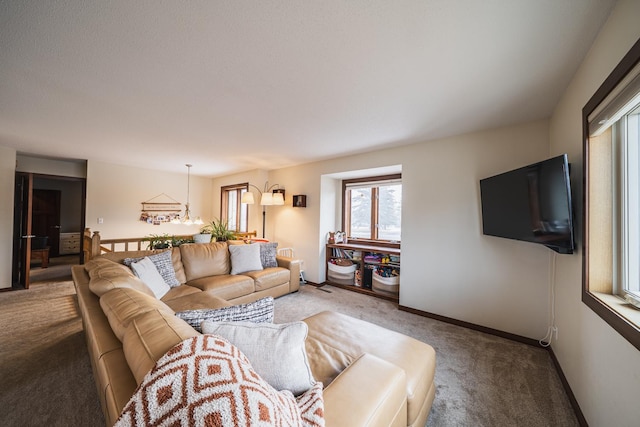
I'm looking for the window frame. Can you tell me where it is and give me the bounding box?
[342,173,402,248]
[220,183,248,232]
[583,37,640,352]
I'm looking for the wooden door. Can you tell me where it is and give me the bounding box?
[12,173,33,289]
[32,189,61,257]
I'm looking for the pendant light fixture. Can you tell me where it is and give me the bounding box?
[173,164,203,225]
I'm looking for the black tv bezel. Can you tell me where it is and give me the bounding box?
[480,154,575,254]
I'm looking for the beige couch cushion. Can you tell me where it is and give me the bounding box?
[85,258,154,298]
[180,242,230,281]
[100,287,175,341]
[162,291,232,312]
[122,309,199,385]
[241,267,290,291]
[186,274,254,300]
[304,311,436,427]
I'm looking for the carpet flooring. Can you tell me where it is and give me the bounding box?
[0,277,579,426]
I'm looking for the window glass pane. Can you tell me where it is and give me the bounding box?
[350,188,371,238]
[227,191,237,230]
[625,108,640,294]
[240,189,248,232]
[378,184,402,241]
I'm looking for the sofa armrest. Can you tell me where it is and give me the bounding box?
[323,353,407,427]
[276,256,301,292]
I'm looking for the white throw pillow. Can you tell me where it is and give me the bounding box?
[228,243,264,274]
[129,257,170,299]
[201,320,316,396]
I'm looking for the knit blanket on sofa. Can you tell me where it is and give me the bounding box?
[114,335,324,427]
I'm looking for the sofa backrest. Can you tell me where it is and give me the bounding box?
[179,242,230,281]
[85,257,155,297]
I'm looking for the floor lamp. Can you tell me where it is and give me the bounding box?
[241,183,284,238]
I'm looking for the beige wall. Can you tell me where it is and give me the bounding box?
[549,0,640,425]
[86,160,213,240]
[0,145,17,289]
[214,120,553,339]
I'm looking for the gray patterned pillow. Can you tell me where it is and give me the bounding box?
[175,296,274,332]
[260,242,278,268]
[123,250,180,288]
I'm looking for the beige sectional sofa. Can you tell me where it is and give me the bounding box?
[72,241,437,426]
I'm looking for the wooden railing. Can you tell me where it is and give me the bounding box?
[83,228,258,262]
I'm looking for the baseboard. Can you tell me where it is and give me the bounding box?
[548,347,589,427]
[398,305,541,347]
[398,304,588,426]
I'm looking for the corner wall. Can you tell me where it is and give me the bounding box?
[0,145,16,289]
[549,0,640,425]
[220,119,553,339]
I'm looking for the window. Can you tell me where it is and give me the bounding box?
[583,38,640,351]
[221,183,248,232]
[343,174,401,243]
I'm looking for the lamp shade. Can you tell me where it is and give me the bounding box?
[241,192,255,204]
[272,192,284,205]
[260,193,274,206]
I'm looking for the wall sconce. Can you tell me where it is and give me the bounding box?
[241,182,284,237]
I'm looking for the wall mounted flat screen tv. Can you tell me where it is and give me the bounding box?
[480,154,575,254]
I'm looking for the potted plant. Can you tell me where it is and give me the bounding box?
[144,233,173,250]
[200,218,235,242]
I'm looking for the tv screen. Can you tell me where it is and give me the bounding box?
[480,154,575,254]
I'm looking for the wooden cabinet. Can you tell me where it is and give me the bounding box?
[326,243,400,302]
[59,232,81,255]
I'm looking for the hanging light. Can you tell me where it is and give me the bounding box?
[180,164,203,225]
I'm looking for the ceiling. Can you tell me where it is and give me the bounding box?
[0,0,617,177]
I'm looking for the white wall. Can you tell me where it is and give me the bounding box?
[0,145,17,289]
[549,0,640,425]
[86,160,213,239]
[213,120,553,339]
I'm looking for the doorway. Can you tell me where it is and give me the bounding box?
[12,173,86,289]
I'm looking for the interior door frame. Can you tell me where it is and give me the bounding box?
[12,172,87,289]
[12,172,33,289]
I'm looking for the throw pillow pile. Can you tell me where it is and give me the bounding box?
[124,250,180,287]
[114,335,324,427]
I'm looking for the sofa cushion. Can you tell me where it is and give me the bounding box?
[100,287,175,341]
[304,311,436,427]
[241,267,291,291]
[123,250,180,288]
[176,296,274,332]
[114,335,325,427]
[159,283,201,302]
[129,257,170,299]
[122,309,199,385]
[162,291,231,313]
[259,242,279,268]
[186,274,254,300]
[202,321,316,396]
[86,258,155,298]
[229,243,263,274]
[179,242,230,281]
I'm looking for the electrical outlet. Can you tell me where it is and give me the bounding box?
[552,326,559,340]
[98,217,104,224]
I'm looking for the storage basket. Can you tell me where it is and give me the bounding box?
[372,271,399,295]
[327,262,356,274]
[328,262,356,285]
